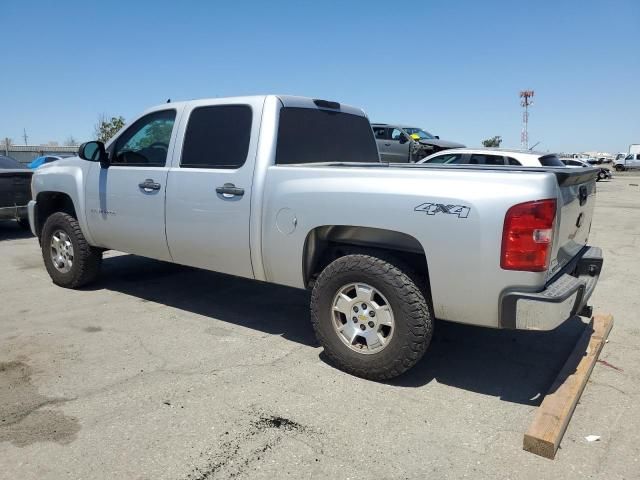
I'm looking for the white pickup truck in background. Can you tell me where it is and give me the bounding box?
[28,95,603,380]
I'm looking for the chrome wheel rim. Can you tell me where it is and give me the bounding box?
[50,230,74,273]
[331,282,394,354]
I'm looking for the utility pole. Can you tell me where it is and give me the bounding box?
[519,90,534,150]
[3,137,10,156]
[22,128,28,145]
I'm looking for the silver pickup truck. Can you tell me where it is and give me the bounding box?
[28,95,603,380]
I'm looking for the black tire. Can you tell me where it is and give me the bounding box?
[597,171,604,181]
[17,217,31,230]
[311,254,433,380]
[615,165,625,172]
[41,212,102,288]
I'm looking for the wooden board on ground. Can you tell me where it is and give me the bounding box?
[523,313,614,459]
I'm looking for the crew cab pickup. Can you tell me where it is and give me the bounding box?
[28,95,603,380]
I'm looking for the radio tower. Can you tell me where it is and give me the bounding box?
[520,90,534,149]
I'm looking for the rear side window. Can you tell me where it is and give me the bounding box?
[506,157,521,166]
[469,154,505,165]
[276,107,379,165]
[372,127,388,140]
[181,105,252,169]
[538,155,564,167]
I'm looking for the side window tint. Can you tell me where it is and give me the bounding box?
[469,154,505,165]
[507,157,521,165]
[113,110,176,167]
[373,127,387,139]
[181,105,252,169]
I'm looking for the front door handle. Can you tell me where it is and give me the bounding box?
[384,143,391,146]
[216,183,245,198]
[138,179,161,191]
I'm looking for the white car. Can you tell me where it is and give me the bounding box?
[418,148,566,167]
[562,158,612,181]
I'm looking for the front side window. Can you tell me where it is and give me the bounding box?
[424,153,463,164]
[390,128,404,141]
[113,110,176,167]
[507,157,521,166]
[276,107,379,165]
[180,105,252,169]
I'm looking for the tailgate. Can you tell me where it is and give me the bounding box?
[0,170,32,208]
[548,168,598,278]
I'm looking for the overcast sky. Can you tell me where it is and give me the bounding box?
[1,0,638,153]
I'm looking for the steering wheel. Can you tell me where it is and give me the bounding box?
[148,142,169,152]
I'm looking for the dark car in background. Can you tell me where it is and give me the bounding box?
[371,123,465,162]
[0,155,33,229]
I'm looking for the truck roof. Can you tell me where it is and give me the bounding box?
[141,95,368,118]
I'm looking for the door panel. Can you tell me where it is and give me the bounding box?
[388,128,411,162]
[84,108,180,261]
[85,164,171,260]
[165,98,264,279]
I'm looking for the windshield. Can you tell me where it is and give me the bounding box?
[402,128,435,140]
[0,155,22,169]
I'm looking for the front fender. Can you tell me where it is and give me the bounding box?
[31,158,96,245]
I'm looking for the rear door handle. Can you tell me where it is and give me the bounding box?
[138,179,161,191]
[216,183,244,198]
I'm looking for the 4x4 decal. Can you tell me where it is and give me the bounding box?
[414,203,470,218]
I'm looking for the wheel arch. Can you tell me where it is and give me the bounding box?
[34,191,78,239]
[302,225,432,299]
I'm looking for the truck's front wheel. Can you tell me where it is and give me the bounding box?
[311,254,433,380]
[41,212,102,288]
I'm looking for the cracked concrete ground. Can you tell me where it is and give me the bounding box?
[0,178,638,479]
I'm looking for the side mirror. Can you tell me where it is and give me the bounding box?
[78,141,110,169]
[434,135,440,139]
[398,134,408,144]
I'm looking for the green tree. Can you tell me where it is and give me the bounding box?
[94,115,126,143]
[482,135,502,148]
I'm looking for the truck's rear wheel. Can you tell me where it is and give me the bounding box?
[311,254,433,380]
[41,212,102,288]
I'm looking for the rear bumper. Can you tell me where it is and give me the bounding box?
[0,205,28,221]
[500,246,603,330]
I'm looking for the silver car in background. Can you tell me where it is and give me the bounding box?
[372,123,465,162]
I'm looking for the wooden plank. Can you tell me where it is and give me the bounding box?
[523,313,614,459]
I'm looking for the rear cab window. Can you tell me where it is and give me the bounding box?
[276,107,379,165]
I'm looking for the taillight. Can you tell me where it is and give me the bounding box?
[501,199,556,272]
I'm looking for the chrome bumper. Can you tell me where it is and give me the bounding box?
[500,246,603,330]
[28,200,37,236]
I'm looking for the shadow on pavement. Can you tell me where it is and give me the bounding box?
[0,221,33,241]
[94,254,587,406]
[93,254,317,348]
[388,316,587,405]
